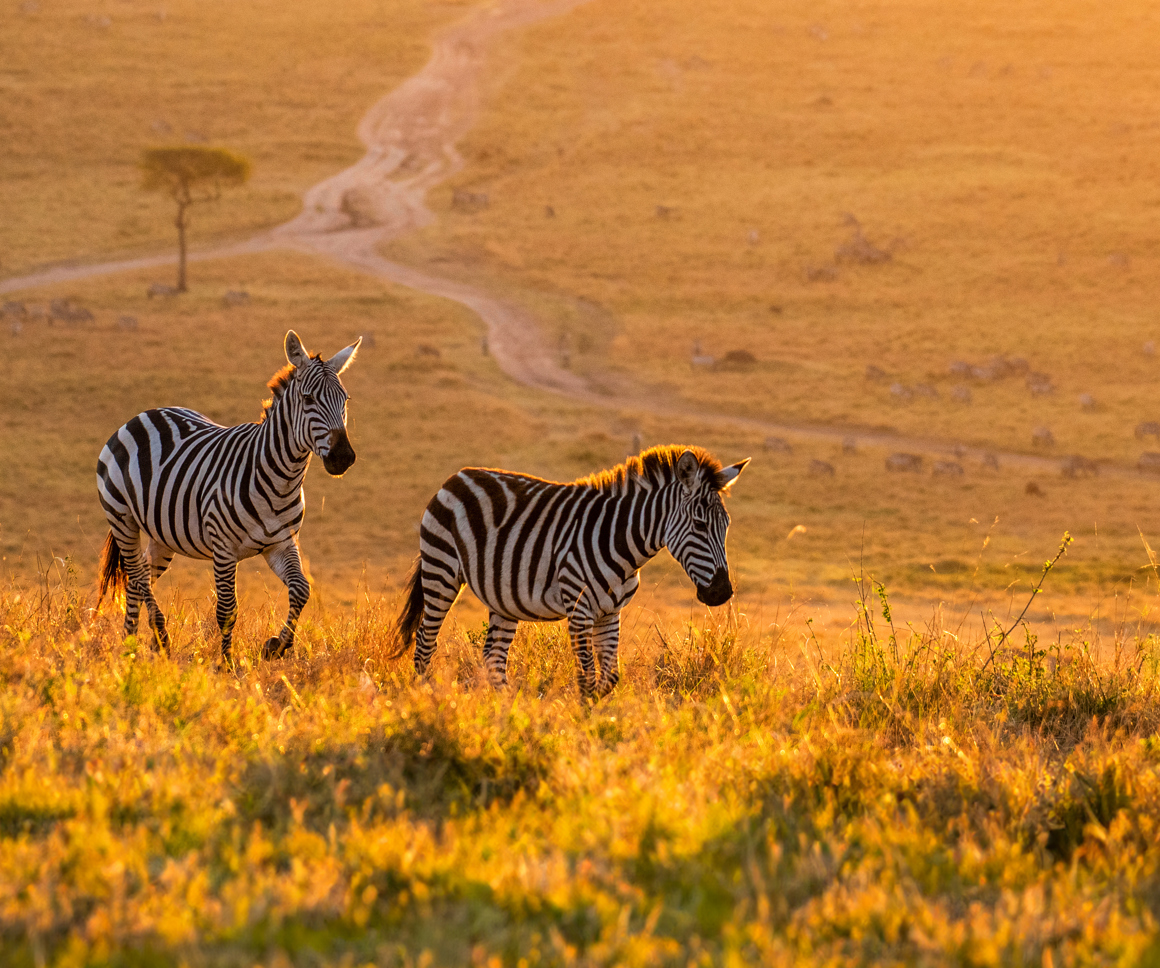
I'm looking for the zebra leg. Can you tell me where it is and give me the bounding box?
[261,538,310,659]
[482,613,519,688]
[567,613,598,698]
[119,532,169,651]
[212,552,240,664]
[592,611,622,698]
[147,541,176,584]
[413,565,463,677]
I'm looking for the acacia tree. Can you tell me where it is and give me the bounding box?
[140,146,251,292]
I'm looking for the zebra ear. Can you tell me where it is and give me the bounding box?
[285,331,311,369]
[675,450,700,491]
[329,337,362,376]
[716,458,750,490]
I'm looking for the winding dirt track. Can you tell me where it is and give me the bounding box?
[0,0,1088,473]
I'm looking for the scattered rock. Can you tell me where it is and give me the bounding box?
[842,437,857,454]
[809,459,835,477]
[890,382,913,401]
[1,301,26,319]
[718,349,758,369]
[1032,426,1055,446]
[451,189,489,213]
[544,205,556,218]
[222,289,249,307]
[1061,455,1098,478]
[886,453,923,473]
[747,229,760,245]
[26,304,48,321]
[1026,372,1054,395]
[655,205,676,220]
[1079,393,1096,411]
[914,383,939,399]
[117,315,139,331]
[1144,341,1155,356]
[414,344,441,358]
[1025,481,1045,497]
[1139,453,1160,474]
[1135,421,1160,441]
[949,360,972,376]
[9,321,23,336]
[50,299,93,323]
[148,283,178,298]
[951,385,972,404]
[834,227,891,264]
[933,461,964,476]
[805,264,838,282]
[865,364,888,382]
[1107,252,1131,269]
[763,437,793,454]
[982,453,1000,471]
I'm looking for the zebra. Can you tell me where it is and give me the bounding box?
[395,445,749,698]
[96,330,361,662]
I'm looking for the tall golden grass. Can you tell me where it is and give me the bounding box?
[1,562,1158,964]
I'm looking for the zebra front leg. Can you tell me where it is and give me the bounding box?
[591,612,622,698]
[567,613,598,699]
[212,553,240,664]
[261,539,310,660]
[482,613,519,688]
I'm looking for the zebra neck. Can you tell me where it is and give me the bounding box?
[626,482,671,563]
[260,396,313,492]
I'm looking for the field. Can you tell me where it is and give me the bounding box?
[3,0,1160,962]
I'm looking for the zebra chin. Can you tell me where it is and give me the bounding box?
[321,432,357,476]
[695,567,733,607]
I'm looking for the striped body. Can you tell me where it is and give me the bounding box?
[398,446,748,697]
[96,331,360,660]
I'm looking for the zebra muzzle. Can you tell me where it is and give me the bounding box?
[696,566,733,607]
[322,429,356,476]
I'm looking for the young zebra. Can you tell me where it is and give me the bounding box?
[396,446,749,697]
[96,331,360,661]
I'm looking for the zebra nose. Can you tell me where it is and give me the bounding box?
[696,567,733,606]
[322,429,356,476]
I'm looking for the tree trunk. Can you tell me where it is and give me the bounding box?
[175,202,188,292]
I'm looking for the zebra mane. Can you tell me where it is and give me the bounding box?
[259,353,320,421]
[574,445,726,493]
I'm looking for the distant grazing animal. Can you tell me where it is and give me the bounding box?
[395,446,749,699]
[808,459,835,477]
[1135,421,1160,441]
[96,331,361,662]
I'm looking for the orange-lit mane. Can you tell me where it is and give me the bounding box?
[572,445,726,493]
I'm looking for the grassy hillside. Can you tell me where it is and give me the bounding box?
[386,0,1160,459]
[0,585,1157,965]
[0,0,475,275]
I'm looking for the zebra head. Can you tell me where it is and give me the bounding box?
[284,330,361,476]
[665,449,749,606]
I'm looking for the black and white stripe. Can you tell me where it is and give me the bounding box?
[96,330,360,661]
[396,446,748,697]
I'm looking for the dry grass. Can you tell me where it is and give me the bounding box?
[1,574,1158,965]
[0,0,475,275]
[386,0,1160,459]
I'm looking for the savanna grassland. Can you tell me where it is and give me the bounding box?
[0,0,476,275]
[4,0,1160,963]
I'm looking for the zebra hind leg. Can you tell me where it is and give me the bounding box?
[261,539,310,660]
[120,534,169,652]
[482,613,519,688]
[413,569,463,677]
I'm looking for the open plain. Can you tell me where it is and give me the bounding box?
[2,0,1160,963]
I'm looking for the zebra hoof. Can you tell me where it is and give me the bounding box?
[261,636,285,660]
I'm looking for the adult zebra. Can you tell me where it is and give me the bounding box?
[395,446,749,698]
[96,331,360,661]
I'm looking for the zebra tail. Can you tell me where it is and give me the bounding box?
[97,531,127,603]
[390,556,425,659]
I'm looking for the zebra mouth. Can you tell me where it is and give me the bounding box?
[695,567,733,607]
[322,431,356,476]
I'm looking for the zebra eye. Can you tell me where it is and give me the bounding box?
[302,393,316,405]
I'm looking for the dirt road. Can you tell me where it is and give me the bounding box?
[0,0,1089,473]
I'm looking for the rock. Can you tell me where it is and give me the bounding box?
[222,289,249,307]
[809,459,835,477]
[933,461,964,476]
[451,189,489,212]
[951,385,972,403]
[1032,426,1055,446]
[886,453,923,473]
[1061,455,1098,478]
[763,437,793,454]
[148,283,178,298]
[1138,453,1160,474]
